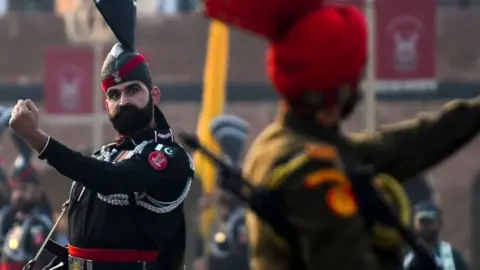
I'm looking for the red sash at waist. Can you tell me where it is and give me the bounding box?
[68,244,159,262]
[0,263,24,270]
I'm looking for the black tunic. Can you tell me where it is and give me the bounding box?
[39,125,194,270]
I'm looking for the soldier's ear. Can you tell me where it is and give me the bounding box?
[151,86,161,104]
[104,100,109,111]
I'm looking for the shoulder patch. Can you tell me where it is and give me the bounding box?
[154,144,178,157]
[303,169,349,189]
[326,186,358,218]
[302,166,358,218]
[148,151,169,171]
[305,143,337,160]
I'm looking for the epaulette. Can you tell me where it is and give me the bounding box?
[268,142,339,190]
[303,142,338,161]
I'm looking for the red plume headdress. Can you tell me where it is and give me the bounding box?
[203,0,368,106]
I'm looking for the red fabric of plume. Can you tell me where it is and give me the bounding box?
[204,0,368,103]
[203,0,323,40]
[267,6,368,102]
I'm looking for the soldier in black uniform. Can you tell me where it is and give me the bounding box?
[8,1,194,269]
[0,158,53,270]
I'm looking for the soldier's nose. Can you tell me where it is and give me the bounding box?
[119,95,131,106]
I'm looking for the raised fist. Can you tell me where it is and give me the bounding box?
[9,99,41,140]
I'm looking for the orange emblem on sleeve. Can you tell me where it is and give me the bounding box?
[304,169,349,189]
[326,186,358,218]
[305,144,337,160]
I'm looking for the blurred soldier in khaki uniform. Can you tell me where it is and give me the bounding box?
[200,0,480,270]
[243,69,480,270]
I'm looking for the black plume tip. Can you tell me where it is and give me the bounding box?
[93,0,137,52]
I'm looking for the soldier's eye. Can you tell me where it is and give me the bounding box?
[126,85,141,94]
[107,91,120,100]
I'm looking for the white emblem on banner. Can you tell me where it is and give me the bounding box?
[388,15,424,72]
[56,64,85,111]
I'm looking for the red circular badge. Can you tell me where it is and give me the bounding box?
[148,151,168,171]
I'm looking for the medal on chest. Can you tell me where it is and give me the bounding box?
[7,225,24,250]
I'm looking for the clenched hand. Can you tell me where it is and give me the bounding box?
[9,99,49,153]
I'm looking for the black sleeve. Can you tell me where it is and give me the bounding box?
[38,138,194,195]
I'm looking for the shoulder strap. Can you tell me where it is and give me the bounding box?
[439,241,456,270]
[404,250,415,268]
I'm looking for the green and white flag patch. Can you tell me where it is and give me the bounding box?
[155,144,177,157]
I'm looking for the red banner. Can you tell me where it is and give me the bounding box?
[43,46,94,114]
[375,0,436,91]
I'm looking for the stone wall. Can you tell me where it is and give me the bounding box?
[2,7,480,84]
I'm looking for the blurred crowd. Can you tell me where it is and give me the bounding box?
[0,107,66,270]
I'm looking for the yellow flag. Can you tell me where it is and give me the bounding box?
[194,20,229,243]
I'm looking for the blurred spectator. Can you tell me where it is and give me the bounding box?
[205,191,248,270]
[403,201,468,270]
[0,157,53,269]
[8,157,52,219]
[0,162,9,210]
[402,174,433,207]
[192,190,216,270]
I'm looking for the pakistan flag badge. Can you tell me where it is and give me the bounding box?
[155,144,177,157]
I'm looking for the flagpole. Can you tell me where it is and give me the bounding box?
[194,20,229,255]
[92,44,104,150]
[363,0,377,130]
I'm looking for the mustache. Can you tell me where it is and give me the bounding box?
[111,104,141,117]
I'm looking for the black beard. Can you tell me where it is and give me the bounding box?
[11,198,35,214]
[109,98,153,136]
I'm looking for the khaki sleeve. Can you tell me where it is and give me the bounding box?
[276,150,378,270]
[350,97,480,180]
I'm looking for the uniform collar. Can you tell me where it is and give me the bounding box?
[277,108,340,141]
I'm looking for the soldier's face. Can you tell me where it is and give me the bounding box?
[105,81,160,135]
[11,182,37,211]
[0,181,9,202]
[414,214,441,242]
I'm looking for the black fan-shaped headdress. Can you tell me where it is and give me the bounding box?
[93,0,152,92]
